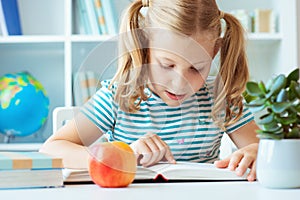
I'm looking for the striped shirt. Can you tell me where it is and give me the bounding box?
[82,77,254,163]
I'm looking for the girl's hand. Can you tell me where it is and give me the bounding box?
[130,132,176,167]
[214,143,258,181]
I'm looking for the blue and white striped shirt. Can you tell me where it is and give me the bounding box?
[82,78,254,163]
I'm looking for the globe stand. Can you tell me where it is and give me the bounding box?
[2,131,15,143]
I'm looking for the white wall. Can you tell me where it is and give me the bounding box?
[297,0,300,67]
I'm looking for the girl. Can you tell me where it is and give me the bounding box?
[40,0,259,181]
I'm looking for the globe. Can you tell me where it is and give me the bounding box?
[0,72,49,138]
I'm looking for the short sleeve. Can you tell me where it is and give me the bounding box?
[80,80,116,134]
[225,106,254,134]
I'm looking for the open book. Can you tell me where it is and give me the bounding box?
[63,162,248,183]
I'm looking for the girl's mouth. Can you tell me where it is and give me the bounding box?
[165,91,186,101]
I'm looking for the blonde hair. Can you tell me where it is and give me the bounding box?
[110,0,249,129]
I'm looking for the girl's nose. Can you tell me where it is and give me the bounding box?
[171,70,189,92]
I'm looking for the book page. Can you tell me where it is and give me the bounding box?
[62,162,248,182]
[63,168,92,182]
[63,167,160,182]
[148,162,247,180]
[135,166,160,180]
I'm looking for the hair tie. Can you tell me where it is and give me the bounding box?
[142,0,150,7]
[219,11,225,19]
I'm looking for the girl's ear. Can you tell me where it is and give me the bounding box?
[213,38,222,58]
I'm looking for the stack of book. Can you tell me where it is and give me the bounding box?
[0,151,64,189]
[76,0,118,35]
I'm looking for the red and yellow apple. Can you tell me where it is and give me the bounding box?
[88,141,137,188]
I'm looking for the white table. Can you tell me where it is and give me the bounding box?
[0,182,299,200]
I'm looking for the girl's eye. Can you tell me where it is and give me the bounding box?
[161,64,174,69]
[190,66,199,72]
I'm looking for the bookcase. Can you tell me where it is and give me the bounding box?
[0,0,298,145]
[0,0,130,144]
[217,0,299,82]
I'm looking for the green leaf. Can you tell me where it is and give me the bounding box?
[248,104,267,113]
[289,81,298,100]
[256,130,283,139]
[262,121,281,132]
[258,113,274,125]
[290,81,300,98]
[276,88,288,102]
[286,68,299,85]
[265,79,273,91]
[242,91,257,103]
[247,98,266,106]
[274,115,298,125]
[271,102,291,113]
[246,82,263,97]
[266,75,287,98]
[286,127,300,138]
[289,104,300,113]
[294,104,300,112]
[258,81,267,94]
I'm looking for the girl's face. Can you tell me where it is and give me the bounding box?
[147,32,215,107]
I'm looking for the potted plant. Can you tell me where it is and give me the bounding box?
[244,68,300,189]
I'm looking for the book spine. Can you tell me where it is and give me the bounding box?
[74,0,85,34]
[0,0,22,35]
[0,152,63,170]
[254,9,260,33]
[0,0,8,36]
[86,71,99,98]
[85,0,101,35]
[93,0,108,35]
[254,9,275,33]
[77,0,92,35]
[101,0,118,35]
[73,72,90,105]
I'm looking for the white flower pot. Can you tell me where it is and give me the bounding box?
[256,139,300,189]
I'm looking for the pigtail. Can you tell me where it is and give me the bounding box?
[213,12,249,128]
[110,0,149,112]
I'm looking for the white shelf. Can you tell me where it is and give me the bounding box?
[0,143,42,152]
[0,35,65,44]
[247,33,282,41]
[0,33,282,44]
[71,35,118,43]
